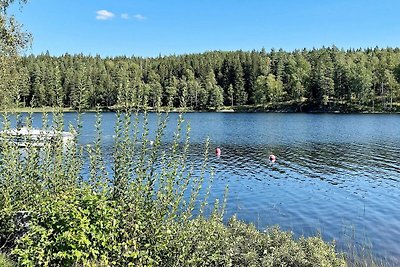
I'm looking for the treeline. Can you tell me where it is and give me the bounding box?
[3,46,400,111]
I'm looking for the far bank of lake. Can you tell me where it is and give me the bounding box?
[3,101,400,114]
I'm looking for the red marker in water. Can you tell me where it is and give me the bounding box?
[216,147,221,156]
[269,154,276,163]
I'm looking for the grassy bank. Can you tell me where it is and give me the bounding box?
[0,111,347,266]
[5,100,400,114]
[0,107,93,113]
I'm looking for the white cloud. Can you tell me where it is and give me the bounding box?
[121,13,130,20]
[96,10,115,20]
[133,14,146,21]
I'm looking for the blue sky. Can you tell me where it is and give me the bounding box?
[12,0,400,57]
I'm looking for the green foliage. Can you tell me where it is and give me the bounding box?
[0,0,31,109]
[2,47,400,111]
[0,111,346,266]
[161,216,346,267]
[205,70,224,110]
[0,253,15,267]
[0,0,31,56]
[254,74,285,106]
[12,190,124,266]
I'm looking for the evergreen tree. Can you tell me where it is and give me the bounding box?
[164,76,178,107]
[227,84,234,107]
[205,70,223,110]
[52,65,64,107]
[178,76,188,108]
[311,50,335,106]
[70,66,89,111]
[31,64,46,107]
[233,60,247,105]
[333,52,351,102]
[185,69,202,110]
[147,70,163,109]
[17,64,30,106]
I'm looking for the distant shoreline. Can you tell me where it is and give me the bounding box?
[2,106,399,114]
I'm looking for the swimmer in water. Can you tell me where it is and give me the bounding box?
[269,154,276,163]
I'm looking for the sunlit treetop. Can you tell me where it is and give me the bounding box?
[0,0,31,55]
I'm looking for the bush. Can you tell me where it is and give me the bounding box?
[0,253,15,267]
[12,189,125,266]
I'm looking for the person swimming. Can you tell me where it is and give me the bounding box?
[215,147,221,156]
[269,154,276,163]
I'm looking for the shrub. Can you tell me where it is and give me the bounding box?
[0,253,15,267]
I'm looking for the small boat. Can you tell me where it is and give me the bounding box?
[0,126,75,148]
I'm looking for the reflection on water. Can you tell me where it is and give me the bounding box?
[3,112,400,264]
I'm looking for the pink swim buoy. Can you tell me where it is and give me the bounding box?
[216,147,221,156]
[269,154,276,163]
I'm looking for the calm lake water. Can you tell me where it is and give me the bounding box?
[6,112,400,264]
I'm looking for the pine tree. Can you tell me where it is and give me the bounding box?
[227,84,234,107]
[311,50,335,106]
[233,60,247,105]
[147,70,163,110]
[164,76,178,107]
[71,66,89,111]
[204,70,223,110]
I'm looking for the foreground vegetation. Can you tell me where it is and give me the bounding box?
[0,110,347,266]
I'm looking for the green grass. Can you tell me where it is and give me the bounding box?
[0,106,98,113]
[4,100,400,114]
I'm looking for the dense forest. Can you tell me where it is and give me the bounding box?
[2,47,400,112]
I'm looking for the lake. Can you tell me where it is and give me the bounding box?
[6,112,400,264]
